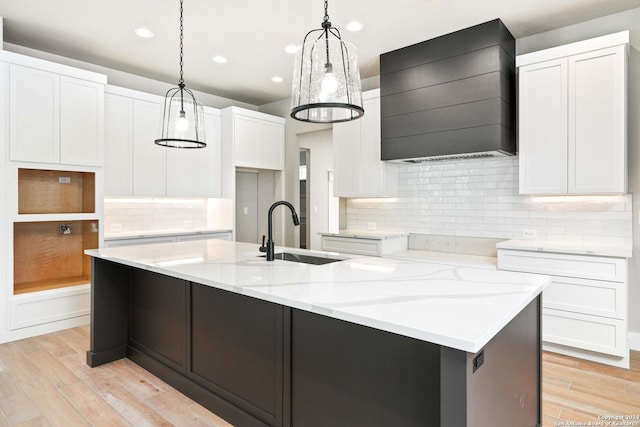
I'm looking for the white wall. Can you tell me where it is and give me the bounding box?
[298,130,338,250]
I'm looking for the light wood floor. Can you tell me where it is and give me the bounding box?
[0,326,638,426]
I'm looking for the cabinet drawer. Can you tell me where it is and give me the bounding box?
[321,236,381,256]
[544,276,625,319]
[498,249,626,282]
[543,308,626,357]
[9,285,90,330]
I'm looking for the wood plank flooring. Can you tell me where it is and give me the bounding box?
[0,325,638,426]
[542,350,640,426]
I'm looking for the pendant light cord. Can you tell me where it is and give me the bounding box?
[322,0,331,64]
[178,0,184,88]
[323,0,329,25]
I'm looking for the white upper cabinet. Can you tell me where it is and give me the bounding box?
[333,89,397,198]
[6,57,106,166]
[132,98,165,196]
[223,107,285,171]
[517,32,628,195]
[518,59,568,194]
[9,65,60,164]
[568,46,626,194]
[104,93,133,196]
[166,109,221,197]
[60,76,104,166]
[104,85,222,198]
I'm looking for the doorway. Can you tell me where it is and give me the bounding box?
[299,149,310,249]
[298,130,338,250]
[235,171,258,244]
[235,169,277,244]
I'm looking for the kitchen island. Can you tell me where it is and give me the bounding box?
[85,239,548,427]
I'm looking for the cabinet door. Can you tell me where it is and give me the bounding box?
[518,59,568,194]
[568,45,626,194]
[234,115,259,167]
[9,65,60,163]
[358,96,386,196]
[104,93,133,196]
[203,111,222,197]
[132,99,166,196]
[129,269,187,372]
[190,283,284,425]
[258,120,284,170]
[166,110,221,197]
[60,77,104,166]
[332,118,359,197]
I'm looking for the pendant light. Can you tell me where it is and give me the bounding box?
[291,0,364,123]
[155,0,206,148]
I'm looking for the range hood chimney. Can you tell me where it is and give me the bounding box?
[380,19,516,162]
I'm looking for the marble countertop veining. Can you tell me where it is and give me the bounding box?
[86,239,548,353]
[496,239,632,258]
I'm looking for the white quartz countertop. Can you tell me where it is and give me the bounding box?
[496,239,632,258]
[318,230,408,240]
[104,228,232,241]
[86,239,548,353]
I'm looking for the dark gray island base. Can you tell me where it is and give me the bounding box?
[87,257,541,427]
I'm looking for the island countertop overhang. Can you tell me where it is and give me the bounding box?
[86,239,549,353]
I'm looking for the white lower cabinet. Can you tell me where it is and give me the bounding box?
[497,249,628,367]
[9,285,91,330]
[320,234,407,257]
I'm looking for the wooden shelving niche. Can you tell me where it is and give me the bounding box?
[14,168,99,294]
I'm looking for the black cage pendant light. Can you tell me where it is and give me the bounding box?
[291,0,364,123]
[155,0,206,148]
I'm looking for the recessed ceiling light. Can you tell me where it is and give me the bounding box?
[212,56,228,64]
[271,76,283,83]
[345,21,364,32]
[134,27,154,38]
[285,45,299,54]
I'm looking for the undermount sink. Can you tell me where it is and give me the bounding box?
[259,252,344,265]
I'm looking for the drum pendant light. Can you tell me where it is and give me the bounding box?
[155,0,206,148]
[291,0,364,123]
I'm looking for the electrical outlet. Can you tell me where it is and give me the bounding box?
[367,222,376,231]
[110,223,122,232]
[522,229,537,239]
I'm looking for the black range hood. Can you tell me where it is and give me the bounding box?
[380,19,516,162]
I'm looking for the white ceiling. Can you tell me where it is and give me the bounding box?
[1,0,639,106]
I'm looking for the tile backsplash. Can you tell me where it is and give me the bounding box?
[346,157,632,245]
[104,197,233,236]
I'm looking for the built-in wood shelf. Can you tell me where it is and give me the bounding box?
[18,168,95,214]
[13,220,98,294]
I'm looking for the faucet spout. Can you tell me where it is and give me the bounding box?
[266,201,300,261]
